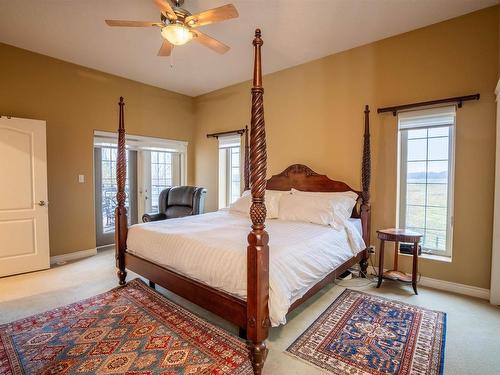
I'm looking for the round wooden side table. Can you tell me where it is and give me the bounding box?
[376,228,423,294]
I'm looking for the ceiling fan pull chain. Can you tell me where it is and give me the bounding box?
[170,47,174,68]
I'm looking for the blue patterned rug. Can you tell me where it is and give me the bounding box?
[287,289,446,375]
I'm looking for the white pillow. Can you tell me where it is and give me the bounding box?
[229,189,289,219]
[290,188,358,222]
[278,194,340,227]
[291,188,358,200]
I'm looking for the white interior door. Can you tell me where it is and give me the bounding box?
[0,117,49,277]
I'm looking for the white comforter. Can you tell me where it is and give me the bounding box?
[126,210,365,326]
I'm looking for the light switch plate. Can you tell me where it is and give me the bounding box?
[78,174,85,183]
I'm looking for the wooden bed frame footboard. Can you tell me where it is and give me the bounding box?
[114,29,371,375]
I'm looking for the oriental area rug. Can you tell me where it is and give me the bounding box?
[0,279,252,374]
[286,289,446,375]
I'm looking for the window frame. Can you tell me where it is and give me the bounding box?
[218,136,242,209]
[397,111,456,257]
[227,146,241,205]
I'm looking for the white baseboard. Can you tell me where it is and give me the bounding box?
[369,266,490,300]
[50,248,97,265]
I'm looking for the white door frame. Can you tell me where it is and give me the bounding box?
[491,78,500,305]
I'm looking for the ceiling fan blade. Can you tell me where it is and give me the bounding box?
[192,30,230,54]
[153,0,177,20]
[158,40,173,56]
[105,20,162,27]
[185,4,238,27]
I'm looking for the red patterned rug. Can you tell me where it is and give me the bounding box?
[287,289,446,375]
[0,279,252,374]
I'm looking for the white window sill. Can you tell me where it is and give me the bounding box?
[399,252,452,263]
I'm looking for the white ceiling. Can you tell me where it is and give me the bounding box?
[0,0,498,96]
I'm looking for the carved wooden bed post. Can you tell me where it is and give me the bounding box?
[360,105,371,276]
[244,125,250,191]
[115,97,128,285]
[246,29,269,375]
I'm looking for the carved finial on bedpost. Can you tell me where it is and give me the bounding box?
[115,96,128,286]
[244,125,250,191]
[247,28,269,375]
[253,29,263,88]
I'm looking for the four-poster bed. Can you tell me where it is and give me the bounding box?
[114,29,371,374]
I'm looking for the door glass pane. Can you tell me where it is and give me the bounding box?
[151,151,173,212]
[100,147,132,233]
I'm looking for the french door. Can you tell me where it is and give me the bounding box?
[94,147,138,247]
[139,150,181,216]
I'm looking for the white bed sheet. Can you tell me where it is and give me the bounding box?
[126,210,365,326]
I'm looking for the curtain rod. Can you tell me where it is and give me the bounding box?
[206,127,247,139]
[377,93,480,116]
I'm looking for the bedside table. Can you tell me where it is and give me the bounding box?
[376,228,422,294]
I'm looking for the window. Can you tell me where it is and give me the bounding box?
[229,147,241,203]
[397,106,455,256]
[218,135,241,208]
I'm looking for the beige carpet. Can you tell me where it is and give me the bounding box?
[1,249,499,374]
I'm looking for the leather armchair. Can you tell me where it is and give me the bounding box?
[142,186,207,222]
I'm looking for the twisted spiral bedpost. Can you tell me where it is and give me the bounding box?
[246,29,269,375]
[115,97,128,285]
[362,105,371,205]
[360,105,371,276]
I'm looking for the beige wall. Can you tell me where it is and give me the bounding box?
[194,6,499,289]
[0,43,196,257]
[1,6,497,288]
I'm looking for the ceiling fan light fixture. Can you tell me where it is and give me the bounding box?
[161,24,193,46]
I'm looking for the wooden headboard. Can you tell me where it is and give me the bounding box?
[266,162,370,248]
[266,164,359,194]
[266,164,362,218]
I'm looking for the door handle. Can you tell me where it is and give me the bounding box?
[38,200,48,207]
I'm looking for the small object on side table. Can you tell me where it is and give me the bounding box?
[376,228,422,294]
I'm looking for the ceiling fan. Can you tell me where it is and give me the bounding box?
[105,0,239,56]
